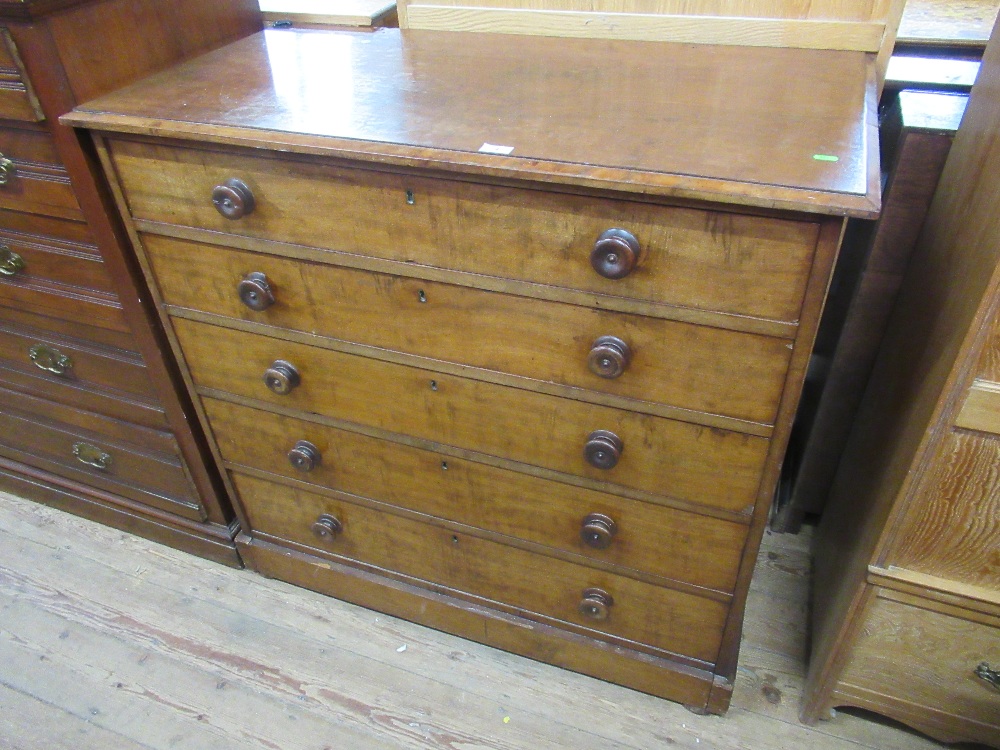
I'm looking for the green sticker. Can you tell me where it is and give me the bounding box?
[813,154,840,162]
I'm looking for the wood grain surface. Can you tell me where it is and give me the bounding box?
[234,471,730,664]
[174,317,770,514]
[110,139,823,325]
[204,396,747,594]
[70,29,879,216]
[143,234,793,425]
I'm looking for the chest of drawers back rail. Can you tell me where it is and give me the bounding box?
[66,28,879,712]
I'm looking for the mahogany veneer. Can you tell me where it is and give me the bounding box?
[0,0,261,566]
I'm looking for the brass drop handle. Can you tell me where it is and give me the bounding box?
[578,588,613,621]
[311,513,342,541]
[591,228,640,280]
[0,244,25,276]
[0,153,16,186]
[975,662,1000,690]
[584,430,623,470]
[580,513,617,549]
[29,344,73,377]
[72,442,112,471]
[587,336,632,379]
[238,271,275,311]
[263,359,300,395]
[212,178,255,220]
[288,440,321,472]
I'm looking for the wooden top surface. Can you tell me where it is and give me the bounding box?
[897,0,999,48]
[259,0,396,26]
[66,28,880,217]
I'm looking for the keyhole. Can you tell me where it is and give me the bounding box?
[441,461,448,470]
[418,290,427,303]
[430,380,438,391]
[406,190,415,205]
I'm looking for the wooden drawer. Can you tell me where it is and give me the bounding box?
[887,430,1000,591]
[176,318,770,513]
[146,234,792,424]
[0,29,43,122]
[839,592,1000,735]
[110,139,820,323]
[204,397,747,593]
[0,211,128,332]
[0,304,137,352]
[234,471,729,664]
[0,219,114,294]
[0,387,203,520]
[0,126,81,220]
[0,320,157,401]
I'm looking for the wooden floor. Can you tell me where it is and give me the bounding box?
[0,489,962,750]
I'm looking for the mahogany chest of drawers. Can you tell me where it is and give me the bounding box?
[0,0,260,565]
[67,28,880,711]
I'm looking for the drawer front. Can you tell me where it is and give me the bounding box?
[888,430,1000,591]
[147,234,791,424]
[204,397,747,593]
[840,593,1000,730]
[0,321,157,401]
[111,139,820,322]
[0,30,43,122]
[176,318,769,513]
[0,222,114,294]
[234,472,729,663]
[0,304,137,352]
[0,127,81,220]
[0,390,203,519]
[0,213,128,333]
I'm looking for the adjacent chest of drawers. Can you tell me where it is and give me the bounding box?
[68,28,880,711]
[0,0,260,564]
[802,35,1000,746]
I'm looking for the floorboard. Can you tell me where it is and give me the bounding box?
[0,490,954,750]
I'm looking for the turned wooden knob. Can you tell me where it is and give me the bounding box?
[580,513,617,549]
[238,272,274,311]
[584,430,623,470]
[587,336,632,379]
[212,178,255,220]
[578,588,613,621]
[591,228,640,280]
[311,513,342,541]
[263,359,300,395]
[288,440,321,472]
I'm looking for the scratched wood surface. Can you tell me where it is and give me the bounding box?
[0,490,952,750]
